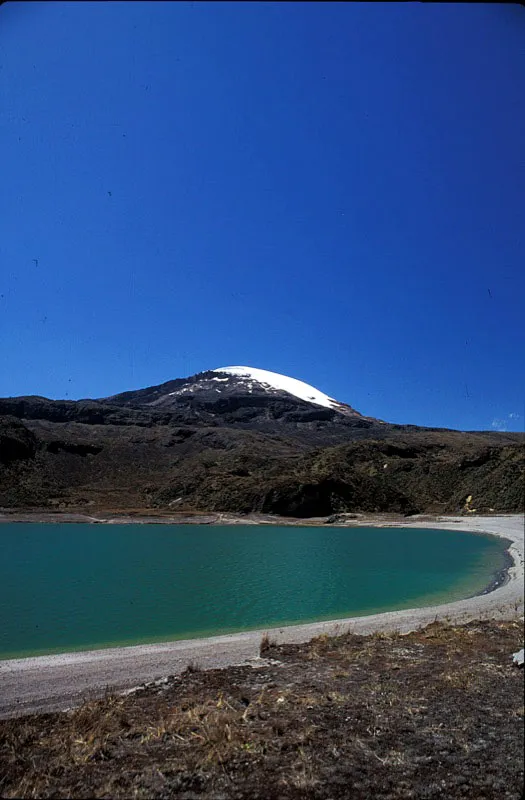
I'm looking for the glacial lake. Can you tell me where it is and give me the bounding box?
[0,523,511,659]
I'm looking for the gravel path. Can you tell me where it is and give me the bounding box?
[1,514,522,719]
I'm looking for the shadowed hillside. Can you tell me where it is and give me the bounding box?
[0,371,523,516]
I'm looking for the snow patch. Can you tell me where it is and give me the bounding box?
[213,366,341,410]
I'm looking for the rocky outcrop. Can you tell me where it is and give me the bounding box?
[0,416,38,463]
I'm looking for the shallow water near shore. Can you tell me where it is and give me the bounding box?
[0,523,510,659]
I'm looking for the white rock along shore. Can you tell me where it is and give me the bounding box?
[0,514,522,719]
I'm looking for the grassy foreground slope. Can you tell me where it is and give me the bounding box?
[1,620,523,799]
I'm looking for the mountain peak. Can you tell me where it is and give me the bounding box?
[100,365,364,421]
[212,366,344,411]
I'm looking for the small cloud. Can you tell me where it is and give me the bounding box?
[491,418,508,432]
[491,412,522,431]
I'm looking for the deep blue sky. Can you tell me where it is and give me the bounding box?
[1,2,524,431]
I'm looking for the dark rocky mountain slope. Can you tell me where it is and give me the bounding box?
[0,368,523,517]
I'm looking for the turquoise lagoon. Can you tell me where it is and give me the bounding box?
[0,523,510,659]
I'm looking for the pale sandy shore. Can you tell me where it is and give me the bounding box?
[0,514,523,720]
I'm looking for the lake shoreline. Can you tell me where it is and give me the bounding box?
[477,546,514,596]
[0,514,523,719]
[0,508,514,528]
[0,541,513,663]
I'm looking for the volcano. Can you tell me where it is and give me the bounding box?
[0,366,522,517]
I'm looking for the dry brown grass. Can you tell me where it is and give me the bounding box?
[259,632,277,655]
[0,619,523,799]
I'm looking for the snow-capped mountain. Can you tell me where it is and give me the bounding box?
[2,367,523,518]
[102,365,364,419]
[211,367,345,410]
